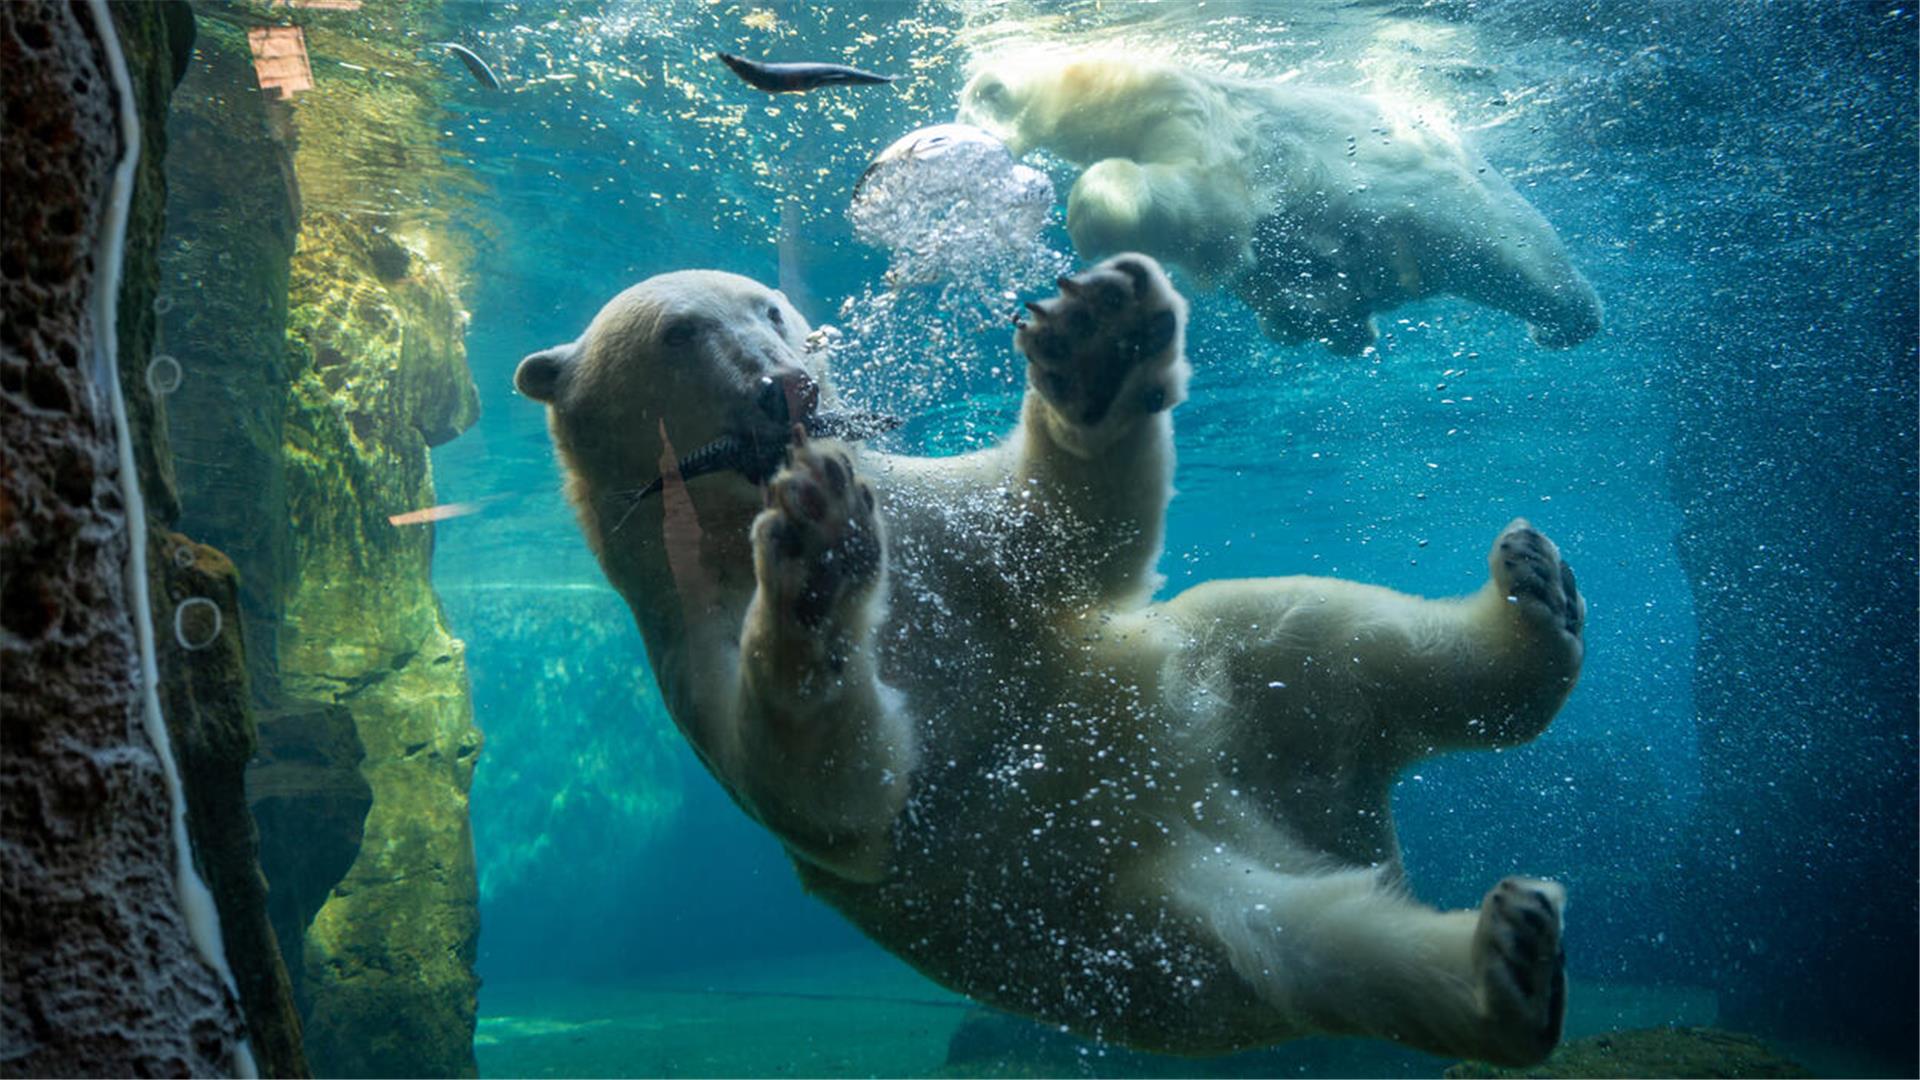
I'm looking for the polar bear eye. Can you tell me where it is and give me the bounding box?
[662,319,701,348]
[766,305,784,329]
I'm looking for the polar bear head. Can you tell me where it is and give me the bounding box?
[959,49,1192,164]
[514,271,829,549]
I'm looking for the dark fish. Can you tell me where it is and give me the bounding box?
[445,43,502,90]
[717,51,894,93]
[630,409,902,501]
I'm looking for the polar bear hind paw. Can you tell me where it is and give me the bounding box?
[1490,519,1583,638]
[1016,254,1184,428]
[1472,876,1568,1065]
[753,440,883,632]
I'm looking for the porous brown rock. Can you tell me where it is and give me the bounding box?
[1,2,247,1074]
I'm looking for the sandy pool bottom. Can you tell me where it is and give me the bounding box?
[478,949,1760,1078]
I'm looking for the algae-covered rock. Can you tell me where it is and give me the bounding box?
[273,182,483,1080]
[150,531,311,1079]
[155,3,487,1075]
[279,210,479,686]
[275,108,485,1080]
[299,623,482,1078]
[246,697,370,1009]
[1443,1027,1814,1079]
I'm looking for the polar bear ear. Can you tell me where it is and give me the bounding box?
[515,342,579,403]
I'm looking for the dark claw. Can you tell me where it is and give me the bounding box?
[1108,256,1153,293]
[821,454,848,496]
[771,518,805,559]
[1056,274,1084,297]
[1025,299,1050,319]
[792,479,826,522]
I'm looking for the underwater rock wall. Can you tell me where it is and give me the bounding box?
[155,4,486,1075]
[157,10,299,694]
[0,2,249,1073]
[276,136,483,1080]
[110,4,311,1074]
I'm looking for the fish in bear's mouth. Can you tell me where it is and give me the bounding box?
[629,374,901,502]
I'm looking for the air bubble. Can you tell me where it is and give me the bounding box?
[153,295,174,316]
[146,354,183,396]
[173,597,222,651]
[171,544,196,569]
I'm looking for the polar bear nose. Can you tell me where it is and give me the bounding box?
[756,370,819,426]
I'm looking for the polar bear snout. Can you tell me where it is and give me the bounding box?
[755,369,820,427]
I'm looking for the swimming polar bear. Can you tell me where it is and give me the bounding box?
[515,253,1585,1064]
[958,49,1604,355]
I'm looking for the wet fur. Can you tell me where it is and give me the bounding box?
[516,256,1585,1064]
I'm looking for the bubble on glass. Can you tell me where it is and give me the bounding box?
[153,294,174,316]
[171,543,196,570]
[146,354,183,397]
[173,597,222,651]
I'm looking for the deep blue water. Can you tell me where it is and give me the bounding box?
[393,0,1918,1073]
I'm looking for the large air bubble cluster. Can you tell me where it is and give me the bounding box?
[849,124,1057,289]
[834,125,1072,435]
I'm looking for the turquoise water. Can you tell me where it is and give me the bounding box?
[300,1,1912,1074]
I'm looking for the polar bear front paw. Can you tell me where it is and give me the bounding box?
[752,439,884,635]
[1015,253,1187,432]
[1471,876,1567,1066]
[1489,519,1584,640]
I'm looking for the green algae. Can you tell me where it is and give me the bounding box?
[155,2,489,1074]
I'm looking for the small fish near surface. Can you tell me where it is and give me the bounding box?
[443,42,501,89]
[717,51,894,93]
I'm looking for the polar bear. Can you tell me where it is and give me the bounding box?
[515,254,1585,1064]
[957,49,1604,355]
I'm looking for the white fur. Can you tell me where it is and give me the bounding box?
[518,255,1584,1064]
[958,48,1604,354]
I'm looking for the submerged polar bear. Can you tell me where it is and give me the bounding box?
[958,50,1604,354]
[516,254,1585,1064]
